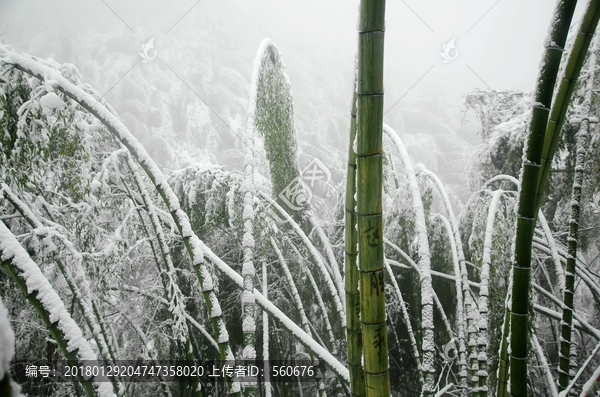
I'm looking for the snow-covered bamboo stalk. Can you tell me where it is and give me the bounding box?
[242,61,258,397]
[274,236,334,394]
[1,184,124,396]
[0,221,115,397]
[533,304,600,340]
[432,213,468,390]
[387,259,480,288]
[508,1,578,392]
[418,169,476,394]
[308,214,345,300]
[345,75,365,397]
[261,261,272,397]
[558,33,598,391]
[259,192,345,325]
[280,242,330,397]
[118,155,204,395]
[383,125,435,395]
[269,237,311,336]
[0,48,242,394]
[177,231,349,381]
[531,235,600,305]
[476,189,503,396]
[496,273,512,397]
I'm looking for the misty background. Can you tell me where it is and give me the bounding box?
[0,0,585,203]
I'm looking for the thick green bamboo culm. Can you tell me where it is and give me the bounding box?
[536,0,600,216]
[506,1,577,395]
[356,1,389,396]
[345,81,366,397]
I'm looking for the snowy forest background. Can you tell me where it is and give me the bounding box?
[0,0,600,396]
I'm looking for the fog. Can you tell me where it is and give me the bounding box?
[0,0,585,179]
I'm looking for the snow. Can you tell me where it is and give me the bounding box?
[90,179,102,192]
[242,345,257,360]
[384,125,436,383]
[242,231,255,249]
[208,293,223,318]
[242,316,256,333]
[217,321,229,344]
[0,222,115,397]
[247,38,277,120]
[39,91,63,111]
[242,291,255,305]
[0,296,15,380]
[243,204,254,220]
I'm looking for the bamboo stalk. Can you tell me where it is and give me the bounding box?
[243,56,258,397]
[383,125,435,395]
[356,1,389,395]
[117,285,218,350]
[536,0,600,215]
[103,299,171,397]
[531,331,558,397]
[287,240,337,349]
[422,170,469,393]
[558,32,598,392]
[508,1,577,394]
[477,190,504,396]
[345,77,366,397]
[262,261,272,397]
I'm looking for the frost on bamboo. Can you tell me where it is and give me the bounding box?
[0,221,114,397]
[383,125,435,395]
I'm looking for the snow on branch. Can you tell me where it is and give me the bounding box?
[0,221,114,397]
